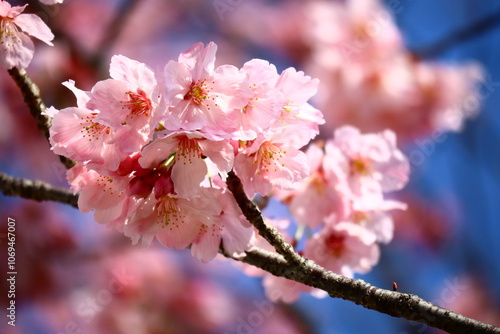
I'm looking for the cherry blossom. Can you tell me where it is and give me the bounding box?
[233,129,310,197]
[324,125,409,204]
[0,0,54,69]
[191,189,253,262]
[162,42,252,135]
[276,143,350,229]
[233,59,283,140]
[90,55,159,132]
[139,131,234,197]
[46,40,412,305]
[271,67,324,146]
[49,57,160,171]
[124,189,222,248]
[304,220,380,277]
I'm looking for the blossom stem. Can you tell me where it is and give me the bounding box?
[226,171,306,266]
[0,171,78,208]
[223,247,500,334]
[7,67,75,169]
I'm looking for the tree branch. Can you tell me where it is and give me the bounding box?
[226,171,306,266]
[411,9,500,59]
[7,67,74,169]
[0,171,78,208]
[223,247,500,334]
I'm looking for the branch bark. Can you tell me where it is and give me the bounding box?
[0,171,78,208]
[223,246,500,334]
[226,171,305,266]
[7,67,75,169]
[225,172,500,334]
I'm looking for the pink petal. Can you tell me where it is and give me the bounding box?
[90,79,130,127]
[109,55,156,94]
[178,42,217,79]
[0,23,34,69]
[191,224,221,262]
[14,13,54,45]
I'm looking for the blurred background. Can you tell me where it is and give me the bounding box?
[1,0,500,333]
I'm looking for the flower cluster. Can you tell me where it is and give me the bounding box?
[48,42,325,263]
[48,41,410,303]
[248,126,409,302]
[0,0,54,69]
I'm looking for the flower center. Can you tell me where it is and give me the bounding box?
[279,99,299,124]
[253,142,286,174]
[185,79,213,105]
[80,114,110,141]
[155,197,186,230]
[176,136,201,166]
[0,19,21,51]
[350,158,371,175]
[310,172,326,195]
[123,89,152,118]
[325,233,346,258]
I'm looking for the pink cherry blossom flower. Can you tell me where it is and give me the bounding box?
[233,129,310,197]
[139,131,234,197]
[124,188,222,248]
[347,209,396,244]
[90,55,159,132]
[162,42,252,135]
[304,220,380,277]
[66,163,133,231]
[49,80,152,171]
[191,189,253,262]
[49,105,126,171]
[271,67,324,147]
[233,59,283,140]
[276,143,350,228]
[0,1,54,69]
[324,125,409,203]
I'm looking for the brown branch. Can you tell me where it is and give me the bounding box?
[8,67,51,140]
[226,171,306,266]
[0,171,78,208]
[7,67,75,169]
[223,247,500,334]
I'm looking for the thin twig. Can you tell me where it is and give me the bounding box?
[7,67,75,169]
[0,171,78,208]
[226,171,306,266]
[8,67,51,140]
[223,247,500,334]
[411,9,500,59]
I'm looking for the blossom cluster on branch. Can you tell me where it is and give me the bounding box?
[46,41,409,302]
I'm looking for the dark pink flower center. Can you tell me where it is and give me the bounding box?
[325,233,346,258]
[185,79,214,105]
[123,89,152,118]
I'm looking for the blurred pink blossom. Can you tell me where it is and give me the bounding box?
[0,0,54,69]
